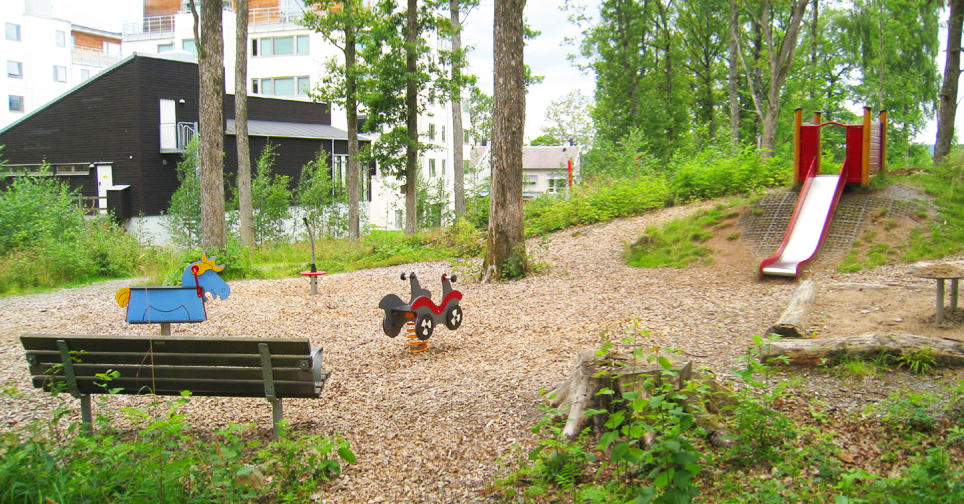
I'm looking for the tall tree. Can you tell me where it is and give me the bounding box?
[482,0,526,282]
[542,90,594,146]
[236,0,254,248]
[678,0,728,143]
[449,0,468,216]
[736,0,810,157]
[935,0,964,165]
[405,0,419,235]
[727,0,740,145]
[302,0,372,241]
[192,0,226,248]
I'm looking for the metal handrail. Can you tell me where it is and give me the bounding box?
[122,15,175,40]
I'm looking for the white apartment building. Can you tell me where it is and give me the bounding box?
[1,0,125,130]
[120,0,472,232]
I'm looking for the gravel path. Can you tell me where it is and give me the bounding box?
[1,201,951,502]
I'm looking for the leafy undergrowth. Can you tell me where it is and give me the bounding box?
[625,199,745,269]
[0,388,355,503]
[486,334,964,503]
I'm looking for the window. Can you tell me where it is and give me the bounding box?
[441,160,446,177]
[524,174,537,186]
[252,76,310,96]
[464,130,469,143]
[53,65,67,82]
[183,39,198,56]
[7,61,22,78]
[5,23,20,41]
[104,42,121,57]
[56,164,90,176]
[55,30,66,47]
[158,42,174,52]
[547,176,568,194]
[441,125,446,142]
[255,35,309,56]
[428,123,435,141]
[9,95,24,112]
[332,155,348,185]
[429,159,436,177]
[81,69,90,81]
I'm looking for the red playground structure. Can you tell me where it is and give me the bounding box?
[759,107,887,278]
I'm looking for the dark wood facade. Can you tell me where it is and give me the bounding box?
[0,53,366,217]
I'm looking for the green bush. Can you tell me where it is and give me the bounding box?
[0,170,148,294]
[163,138,202,247]
[670,145,790,203]
[0,394,355,503]
[228,143,293,245]
[295,150,347,238]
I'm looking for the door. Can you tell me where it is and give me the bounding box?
[96,164,113,212]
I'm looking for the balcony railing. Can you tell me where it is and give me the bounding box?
[160,121,198,153]
[123,15,175,41]
[72,46,121,68]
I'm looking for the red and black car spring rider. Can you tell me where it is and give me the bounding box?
[378,272,463,352]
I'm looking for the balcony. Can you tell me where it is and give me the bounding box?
[123,15,176,41]
[160,121,198,153]
[72,46,121,68]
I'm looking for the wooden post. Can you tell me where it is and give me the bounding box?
[813,111,822,175]
[878,110,887,174]
[937,279,946,324]
[862,107,872,185]
[793,108,803,184]
[160,322,171,336]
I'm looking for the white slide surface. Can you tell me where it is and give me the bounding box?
[761,175,841,276]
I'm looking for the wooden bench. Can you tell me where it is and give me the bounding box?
[20,334,330,436]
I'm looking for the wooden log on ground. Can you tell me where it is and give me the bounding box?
[759,332,964,366]
[823,283,897,291]
[766,280,817,339]
[547,350,734,446]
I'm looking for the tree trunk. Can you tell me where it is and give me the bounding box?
[728,0,740,146]
[759,0,808,156]
[482,0,526,282]
[236,0,254,248]
[404,0,419,235]
[346,4,361,242]
[548,350,733,446]
[765,280,816,339]
[451,0,465,216]
[934,0,963,165]
[760,333,964,366]
[199,0,226,249]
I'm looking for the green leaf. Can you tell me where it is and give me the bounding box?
[657,356,672,370]
[605,410,625,429]
[338,446,357,464]
[585,408,609,417]
[528,445,546,460]
[654,468,671,489]
[611,441,630,462]
[599,431,619,451]
[679,413,694,431]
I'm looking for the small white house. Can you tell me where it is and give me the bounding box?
[470,145,581,199]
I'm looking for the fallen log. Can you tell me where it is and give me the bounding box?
[759,332,964,367]
[547,350,734,446]
[765,280,817,339]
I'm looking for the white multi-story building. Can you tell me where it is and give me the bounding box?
[120,0,471,231]
[1,0,123,129]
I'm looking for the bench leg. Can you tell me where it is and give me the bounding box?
[270,398,284,437]
[80,394,92,435]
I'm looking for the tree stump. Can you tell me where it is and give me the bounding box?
[759,332,964,366]
[766,280,817,339]
[547,350,735,446]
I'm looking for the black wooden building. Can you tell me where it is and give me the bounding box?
[0,52,369,218]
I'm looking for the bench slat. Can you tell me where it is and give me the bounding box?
[20,334,311,356]
[25,350,311,369]
[33,376,324,398]
[29,363,314,383]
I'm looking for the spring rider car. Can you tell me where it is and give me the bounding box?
[378,272,463,352]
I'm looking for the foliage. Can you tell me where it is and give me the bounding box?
[228,143,292,245]
[467,85,492,146]
[295,150,348,238]
[0,169,150,295]
[541,90,595,147]
[529,134,561,146]
[625,202,740,269]
[668,146,790,203]
[416,173,449,230]
[0,389,354,503]
[164,138,203,247]
[903,151,964,262]
[524,177,670,237]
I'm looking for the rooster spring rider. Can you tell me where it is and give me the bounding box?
[115,252,231,325]
[379,272,463,352]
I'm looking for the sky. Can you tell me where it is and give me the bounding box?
[56,0,960,146]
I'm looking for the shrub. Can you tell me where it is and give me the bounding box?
[163,138,202,247]
[295,150,347,238]
[669,145,790,203]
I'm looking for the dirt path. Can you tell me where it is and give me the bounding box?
[0,201,958,503]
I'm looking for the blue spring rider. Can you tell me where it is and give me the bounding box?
[379,272,463,352]
[116,252,231,325]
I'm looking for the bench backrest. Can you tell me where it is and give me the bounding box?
[21,334,325,399]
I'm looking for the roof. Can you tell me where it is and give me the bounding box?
[226,119,368,141]
[523,146,580,170]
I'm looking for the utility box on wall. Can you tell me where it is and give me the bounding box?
[107,185,131,221]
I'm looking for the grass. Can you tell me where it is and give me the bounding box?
[625,199,743,268]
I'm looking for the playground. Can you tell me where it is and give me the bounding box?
[1,180,961,501]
